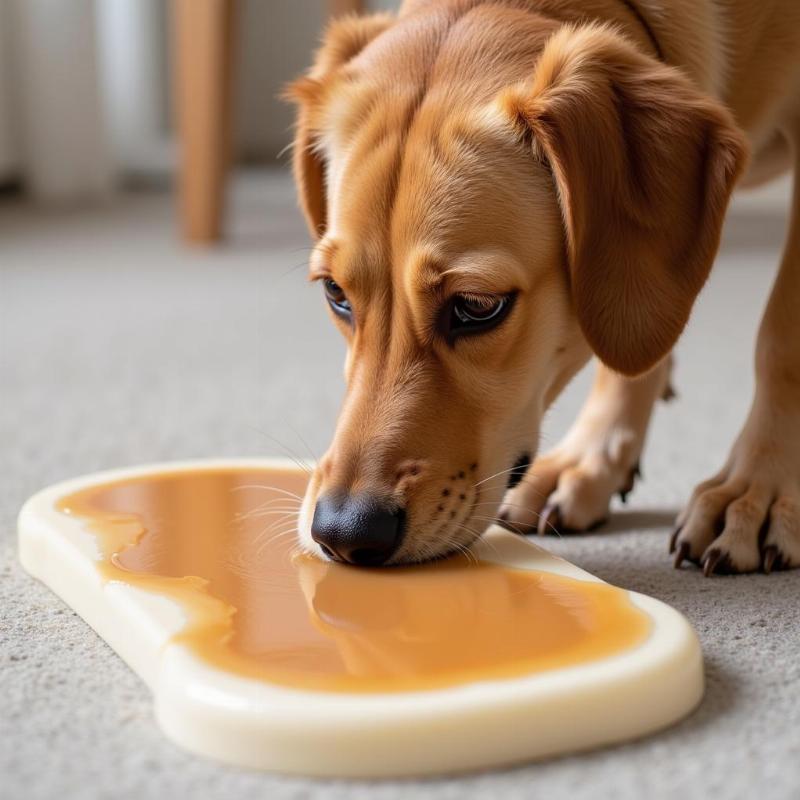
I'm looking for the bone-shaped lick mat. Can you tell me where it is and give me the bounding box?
[18,459,703,778]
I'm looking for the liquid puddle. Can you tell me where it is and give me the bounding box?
[56,467,650,693]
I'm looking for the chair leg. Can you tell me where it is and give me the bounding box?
[173,0,235,244]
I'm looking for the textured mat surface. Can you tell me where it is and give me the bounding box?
[2,171,798,800]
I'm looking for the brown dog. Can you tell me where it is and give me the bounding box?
[287,0,800,574]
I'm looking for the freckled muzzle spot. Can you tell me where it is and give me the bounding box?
[393,464,485,562]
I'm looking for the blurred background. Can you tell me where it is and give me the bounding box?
[0,0,395,206]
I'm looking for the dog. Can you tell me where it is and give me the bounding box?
[286,0,800,575]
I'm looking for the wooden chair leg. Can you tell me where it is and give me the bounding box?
[173,0,235,244]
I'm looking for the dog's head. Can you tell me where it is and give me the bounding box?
[287,10,747,565]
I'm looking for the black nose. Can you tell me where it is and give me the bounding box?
[311,494,405,566]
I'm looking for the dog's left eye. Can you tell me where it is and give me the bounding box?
[448,293,514,338]
[323,278,352,320]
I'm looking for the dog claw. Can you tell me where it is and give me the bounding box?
[661,383,677,402]
[669,526,682,554]
[618,461,641,503]
[703,548,723,577]
[763,545,778,575]
[673,540,690,569]
[538,504,561,536]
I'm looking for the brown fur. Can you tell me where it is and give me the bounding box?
[288,0,800,572]
[499,25,747,373]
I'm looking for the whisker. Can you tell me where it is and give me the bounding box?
[448,527,481,565]
[281,416,319,465]
[238,499,303,513]
[241,510,302,523]
[473,510,561,539]
[241,495,302,509]
[253,523,302,555]
[470,500,552,522]
[231,485,304,500]
[473,463,530,488]
[471,500,539,510]
[275,140,294,160]
[235,500,302,516]
[255,531,300,559]
[470,514,528,537]
[251,519,301,541]
[233,500,301,521]
[472,530,503,561]
[279,260,315,279]
[249,512,302,535]
[473,476,553,503]
[288,543,308,562]
[244,426,315,475]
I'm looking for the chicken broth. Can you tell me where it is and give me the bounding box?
[56,467,650,693]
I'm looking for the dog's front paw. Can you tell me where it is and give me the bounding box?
[499,442,641,536]
[498,361,668,536]
[672,409,800,575]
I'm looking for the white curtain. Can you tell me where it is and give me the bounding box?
[0,0,171,201]
[95,0,174,181]
[0,1,18,183]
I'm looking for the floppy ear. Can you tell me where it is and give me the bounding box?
[500,24,748,375]
[285,13,394,239]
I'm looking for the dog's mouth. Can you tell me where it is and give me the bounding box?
[301,451,534,567]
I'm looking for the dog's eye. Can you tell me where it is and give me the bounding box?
[323,278,352,320]
[449,293,515,338]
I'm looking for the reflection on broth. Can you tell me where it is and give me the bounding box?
[56,468,650,692]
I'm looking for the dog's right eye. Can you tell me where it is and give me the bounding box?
[323,278,352,321]
[442,292,516,343]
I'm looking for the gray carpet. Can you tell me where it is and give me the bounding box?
[2,171,798,800]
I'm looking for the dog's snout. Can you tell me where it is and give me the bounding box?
[311,494,405,566]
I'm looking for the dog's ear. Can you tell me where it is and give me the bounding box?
[285,13,394,239]
[499,24,748,375]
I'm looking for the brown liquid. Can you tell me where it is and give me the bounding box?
[56,467,650,693]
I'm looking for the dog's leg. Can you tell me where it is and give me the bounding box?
[672,147,800,575]
[501,357,673,534]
